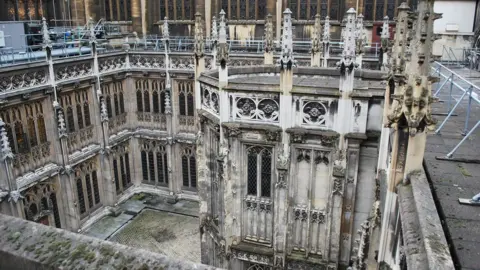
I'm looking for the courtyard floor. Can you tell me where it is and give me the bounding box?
[83,193,201,263]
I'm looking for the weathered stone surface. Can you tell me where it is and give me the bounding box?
[0,213,219,270]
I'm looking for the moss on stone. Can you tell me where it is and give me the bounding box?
[7,231,21,243]
[131,193,146,201]
[458,164,472,177]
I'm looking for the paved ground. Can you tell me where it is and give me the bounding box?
[109,209,200,263]
[83,192,200,263]
[425,65,480,270]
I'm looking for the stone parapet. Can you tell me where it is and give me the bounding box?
[397,169,454,270]
[0,213,220,270]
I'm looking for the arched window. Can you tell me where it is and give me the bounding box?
[246,146,272,198]
[156,146,168,185]
[14,121,26,153]
[136,90,143,112]
[106,96,113,118]
[187,92,194,116]
[153,90,160,113]
[92,171,100,204]
[114,93,120,116]
[141,150,148,181]
[27,117,37,147]
[119,92,125,114]
[66,107,75,133]
[113,159,120,192]
[50,193,61,228]
[181,146,197,189]
[83,101,91,127]
[76,178,86,214]
[148,151,155,182]
[76,103,84,130]
[85,174,93,208]
[37,115,47,144]
[179,92,186,115]
[144,91,150,112]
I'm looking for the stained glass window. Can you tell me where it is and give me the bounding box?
[364,0,374,20]
[299,0,308,19]
[240,0,247,19]
[375,0,385,21]
[320,0,327,18]
[248,0,255,19]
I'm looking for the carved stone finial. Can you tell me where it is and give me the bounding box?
[194,12,205,58]
[311,14,322,54]
[323,16,331,43]
[0,118,13,161]
[100,98,109,122]
[218,10,227,44]
[265,14,274,53]
[88,17,97,45]
[211,16,218,43]
[355,14,367,55]
[165,88,172,115]
[337,9,357,74]
[41,17,52,49]
[217,10,229,68]
[279,8,295,69]
[163,17,170,40]
[57,109,67,138]
[387,1,438,136]
[381,16,390,40]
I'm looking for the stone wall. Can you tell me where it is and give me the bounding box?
[0,213,220,270]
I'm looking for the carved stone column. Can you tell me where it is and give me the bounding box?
[195,12,206,109]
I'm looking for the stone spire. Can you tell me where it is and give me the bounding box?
[264,14,274,53]
[0,118,13,161]
[162,17,170,40]
[387,0,440,136]
[57,109,67,138]
[380,16,390,71]
[41,17,52,49]
[323,16,330,42]
[100,98,109,122]
[279,8,294,69]
[211,16,218,44]
[338,8,357,75]
[194,12,205,58]
[389,3,411,76]
[217,10,229,68]
[311,14,322,67]
[355,14,366,55]
[322,16,331,67]
[88,17,97,45]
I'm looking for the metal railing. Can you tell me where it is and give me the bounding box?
[431,61,480,159]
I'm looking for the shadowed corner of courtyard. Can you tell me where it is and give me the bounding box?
[82,193,201,264]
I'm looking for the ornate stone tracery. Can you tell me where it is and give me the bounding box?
[232,94,280,123]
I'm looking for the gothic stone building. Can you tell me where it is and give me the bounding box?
[0,2,446,270]
[0,0,418,40]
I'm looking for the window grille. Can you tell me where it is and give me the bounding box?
[50,193,61,228]
[124,153,131,186]
[76,178,86,214]
[85,174,93,208]
[92,171,100,204]
[113,159,120,192]
[246,146,272,198]
[76,104,84,130]
[137,90,143,112]
[141,150,148,181]
[182,146,197,189]
[148,151,155,182]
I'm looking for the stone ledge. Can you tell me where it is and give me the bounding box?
[397,168,455,270]
[0,214,219,270]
